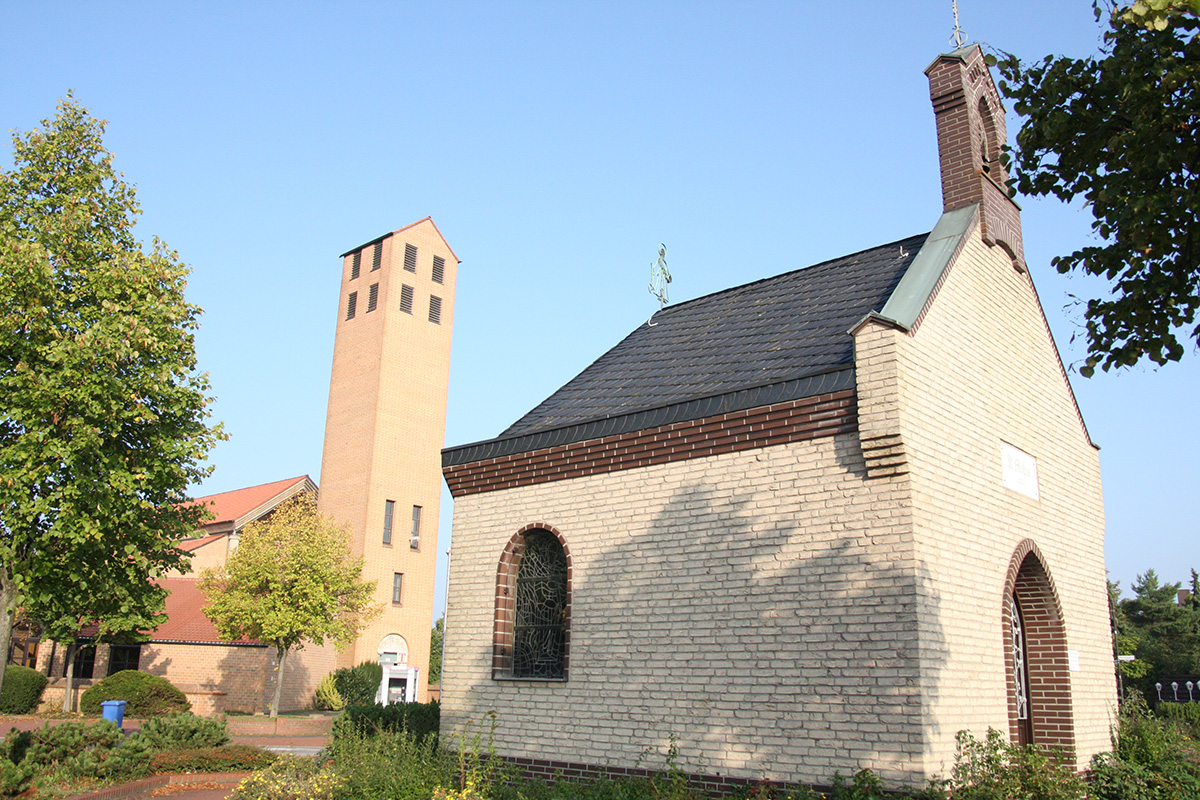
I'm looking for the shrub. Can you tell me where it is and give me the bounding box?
[332,661,382,707]
[133,711,230,751]
[0,665,48,714]
[938,729,1086,800]
[334,701,439,742]
[327,729,453,800]
[314,673,344,711]
[232,755,343,800]
[1090,697,1200,800]
[22,719,149,780]
[0,760,34,798]
[79,670,190,716]
[150,745,277,774]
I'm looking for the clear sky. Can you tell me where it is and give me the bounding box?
[4,1,1196,618]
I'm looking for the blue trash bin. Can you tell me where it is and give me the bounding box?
[101,700,127,729]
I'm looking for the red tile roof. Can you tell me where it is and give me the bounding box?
[154,577,260,645]
[188,476,313,528]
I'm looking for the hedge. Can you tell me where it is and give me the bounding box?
[335,702,440,742]
[0,666,48,714]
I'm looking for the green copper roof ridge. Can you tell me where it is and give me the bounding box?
[877,204,978,330]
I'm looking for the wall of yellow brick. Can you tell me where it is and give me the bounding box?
[318,220,456,699]
[443,435,922,788]
[855,224,1113,775]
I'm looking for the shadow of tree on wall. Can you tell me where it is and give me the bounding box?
[452,435,950,789]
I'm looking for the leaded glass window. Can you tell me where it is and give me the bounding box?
[513,530,567,679]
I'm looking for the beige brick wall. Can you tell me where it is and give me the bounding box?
[856,229,1113,775]
[319,220,456,698]
[443,435,923,787]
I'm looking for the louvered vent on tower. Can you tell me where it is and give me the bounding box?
[432,255,445,284]
[429,295,442,324]
[367,282,379,312]
[400,284,414,314]
[350,250,361,280]
[404,243,417,273]
[371,241,383,271]
[346,291,358,320]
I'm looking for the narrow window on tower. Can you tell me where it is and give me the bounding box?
[429,295,442,324]
[432,255,445,284]
[367,282,379,312]
[383,500,394,545]
[350,250,362,280]
[392,573,403,605]
[399,284,414,314]
[410,505,422,550]
[346,292,358,320]
[371,241,383,271]
[404,243,417,273]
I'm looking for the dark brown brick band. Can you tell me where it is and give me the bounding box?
[498,754,831,798]
[444,390,857,497]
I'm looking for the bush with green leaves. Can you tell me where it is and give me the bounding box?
[1091,697,1200,800]
[0,665,47,714]
[79,670,190,716]
[920,729,1087,800]
[133,711,230,751]
[314,672,345,711]
[0,759,34,799]
[327,728,453,800]
[332,661,382,707]
[21,719,150,780]
[334,701,439,743]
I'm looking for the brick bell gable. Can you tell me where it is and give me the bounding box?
[926,44,1025,269]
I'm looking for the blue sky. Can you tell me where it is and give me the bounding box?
[4,1,1196,617]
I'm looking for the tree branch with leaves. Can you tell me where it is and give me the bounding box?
[996,1,1199,374]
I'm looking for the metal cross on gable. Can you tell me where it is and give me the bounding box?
[951,0,968,48]
[647,244,671,326]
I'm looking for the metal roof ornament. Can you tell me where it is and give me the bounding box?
[647,244,671,327]
[950,0,968,48]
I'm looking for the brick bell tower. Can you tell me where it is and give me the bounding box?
[318,217,458,700]
[925,44,1025,270]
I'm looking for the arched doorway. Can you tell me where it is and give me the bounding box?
[1003,541,1076,751]
[378,633,408,666]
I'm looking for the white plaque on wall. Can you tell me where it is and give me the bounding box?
[1001,442,1040,500]
[1068,650,1080,672]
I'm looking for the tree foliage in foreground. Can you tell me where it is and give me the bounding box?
[199,495,380,717]
[0,96,221,697]
[996,2,1199,375]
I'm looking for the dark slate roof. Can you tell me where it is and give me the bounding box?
[443,233,928,466]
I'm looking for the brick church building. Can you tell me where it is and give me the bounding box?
[438,44,1113,790]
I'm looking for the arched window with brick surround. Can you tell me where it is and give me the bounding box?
[1002,540,1076,751]
[493,524,571,680]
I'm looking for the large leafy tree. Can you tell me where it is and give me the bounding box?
[996,1,1199,375]
[0,96,221,696]
[199,495,380,717]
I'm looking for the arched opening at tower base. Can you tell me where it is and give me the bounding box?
[1003,540,1076,752]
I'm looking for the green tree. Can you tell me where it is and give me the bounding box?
[199,495,381,717]
[995,2,1199,375]
[1116,569,1200,701]
[0,96,221,698]
[429,617,444,685]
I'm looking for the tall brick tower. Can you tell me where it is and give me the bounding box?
[318,217,457,700]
